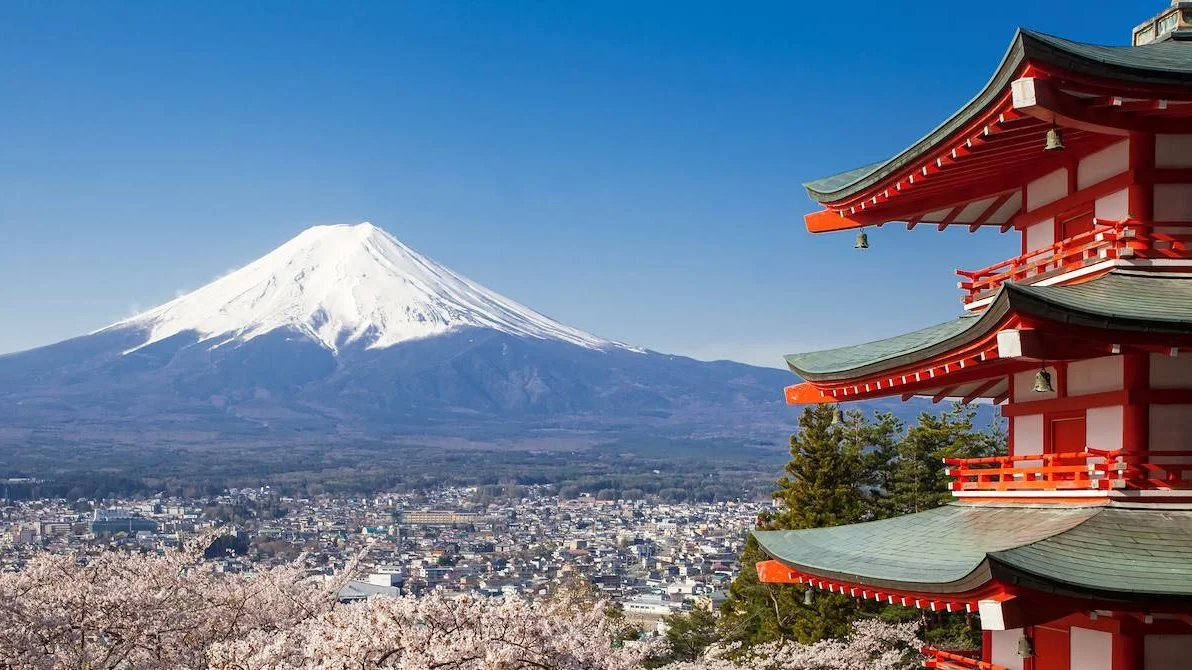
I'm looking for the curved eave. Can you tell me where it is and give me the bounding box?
[752,504,1099,595]
[803,29,1192,206]
[785,290,1010,384]
[755,504,1192,603]
[785,271,1192,385]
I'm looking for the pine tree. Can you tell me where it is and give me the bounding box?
[719,404,866,647]
[887,404,1004,515]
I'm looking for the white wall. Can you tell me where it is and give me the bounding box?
[1079,140,1129,190]
[1154,184,1192,222]
[1013,414,1044,459]
[1087,406,1123,452]
[1146,635,1192,669]
[1028,169,1069,211]
[1025,219,1054,252]
[1150,405,1192,453]
[1150,353,1192,388]
[1156,134,1192,169]
[1070,627,1112,670]
[1067,356,1123,395]
[1095,188,1129,221]
[990,629,1026,670]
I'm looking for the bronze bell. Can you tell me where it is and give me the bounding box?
[803,588,814,606]
[1033,367,1055,393]
[1017,635,1035,658]
[854,230,869,249]
[1045,126,1064,152]
[830,407,843,426]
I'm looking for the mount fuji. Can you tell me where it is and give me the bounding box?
[0,223,800,450]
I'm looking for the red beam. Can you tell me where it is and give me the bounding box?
[784,383,837,405]
[1013,77,1192,136]
[1001,390,1127,418]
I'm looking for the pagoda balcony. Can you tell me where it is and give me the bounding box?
[944,449,1192,494]
[955,220,1192,308]
[923,647,1006,670]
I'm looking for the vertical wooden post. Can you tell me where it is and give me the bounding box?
[1112,627,1145,670]
[1128,132,1154,222]
[1123,353,1150,475]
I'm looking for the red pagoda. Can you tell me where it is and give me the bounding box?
[754,4,1192,669]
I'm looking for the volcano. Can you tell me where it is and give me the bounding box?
[0,223,798,449]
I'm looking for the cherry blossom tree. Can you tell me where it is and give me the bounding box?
[657,619,923,670]
[0,540,921,670]
[0,537,339,670]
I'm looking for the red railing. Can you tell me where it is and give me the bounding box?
[944,449,1126,492]
[923,647,1006,670]
[956,220,1192,304]
[1126,451,1192,490]
[946,449,1192,492]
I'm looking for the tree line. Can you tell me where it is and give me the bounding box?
[655,404,1006,664]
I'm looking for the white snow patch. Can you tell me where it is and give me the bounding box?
[105,222,636,355]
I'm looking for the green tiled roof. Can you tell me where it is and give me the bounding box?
[754,503,1192,598]
[784,271,1192,381]
[1009,270,1192,331]
[754,504,1099,592]
[784,314,984,380]
[805,30,1192,202]
[993,505,1192,596]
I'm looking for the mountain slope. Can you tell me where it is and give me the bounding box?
[0,223,798,448]
[109,222,620,353]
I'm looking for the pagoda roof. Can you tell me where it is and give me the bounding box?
[785,270,1192,383]
[754,502,1192,600]
[804,30,1192,205]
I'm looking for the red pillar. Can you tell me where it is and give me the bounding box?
[1127,132,1154,222]
[1112,628,1145,670]
[1123,353,1150,470]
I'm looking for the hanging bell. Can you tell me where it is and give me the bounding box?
[830,407,843,426]
[1033,367,1055,394]
[1017,635,1035,658]
[1045,126,1064,152]
[854,230,869,249]
[803,588,815,606]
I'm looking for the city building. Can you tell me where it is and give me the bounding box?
[756,4,1192,670]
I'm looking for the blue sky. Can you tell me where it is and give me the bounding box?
[0,1,1150,366]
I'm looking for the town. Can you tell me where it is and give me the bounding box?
[1,485,763,630]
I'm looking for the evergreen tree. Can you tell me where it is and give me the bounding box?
[719,404,866,647]
[853,410,903,520]
[654,607,719,663]
[887,404,1005,515]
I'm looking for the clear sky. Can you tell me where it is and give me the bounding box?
[0,1,1152,366]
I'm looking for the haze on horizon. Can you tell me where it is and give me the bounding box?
[0,1,1145,367]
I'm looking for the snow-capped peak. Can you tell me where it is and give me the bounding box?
[113,222,627,354]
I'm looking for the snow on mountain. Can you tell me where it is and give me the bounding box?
[109,222,627,354]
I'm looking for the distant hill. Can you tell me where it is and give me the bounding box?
[0,223,828,451]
